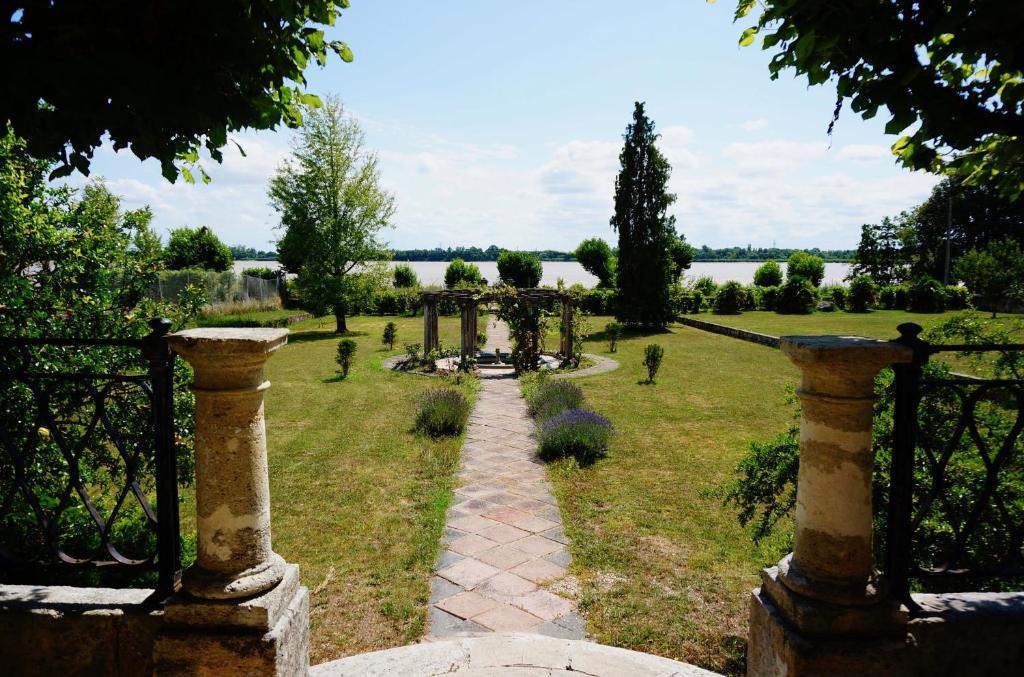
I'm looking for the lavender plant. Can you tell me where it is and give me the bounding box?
[538,408,613,465]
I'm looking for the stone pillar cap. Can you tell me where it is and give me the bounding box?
[781,335,912,366]
[168,328,289,359]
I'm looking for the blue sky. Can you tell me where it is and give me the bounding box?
[72,0,938,252]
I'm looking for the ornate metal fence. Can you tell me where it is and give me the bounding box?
[0,319,181,599]
[886,322,1024,605]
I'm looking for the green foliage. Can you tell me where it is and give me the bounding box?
[2,1,354,182]
[574,238,617,288]
[242,266,280,280]
[776,278,815,314]
[612,102,678,328]
[880,284,910,311]
[496,250,543,288]
[272,97,395,333]
[537,409,613,466]
[164,226,233,271]
[0,133,200,583]
[851,216,911,285]
[908,278,946,313]
[382,321,398,350]
[443,258,483,288]
[392,263,419,288]
[753,260,783,287]
[785,251,825,287]
[847,275,876,313]
[667,235,696,282]
[820,284,846,310]
[954,237,1024,317]
[605,322,622,353]
[578,287,617,315]
[756,286,781,311]
[414,387,470,438]
[737,0,1024,199]
[643,344,665,383]
[562,304,590,369]
[335,338,357,377]
[943,285,973,311]
[527,381,585,421]
[692,275,718,298]
[713,281,746,315]
[492,287,548,375]
[403,343,421,367]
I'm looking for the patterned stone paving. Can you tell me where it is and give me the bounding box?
[426,320,584,640]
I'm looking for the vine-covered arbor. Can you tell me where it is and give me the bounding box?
[419,288,575,365]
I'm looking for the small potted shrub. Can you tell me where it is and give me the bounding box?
[336,338,357,378]
[415,387,470,437]
[382,321,397,350]
[605,322,622,353]
[643,344,664,383]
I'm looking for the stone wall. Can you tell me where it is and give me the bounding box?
[677,317,780,348]
[0,585,161,677]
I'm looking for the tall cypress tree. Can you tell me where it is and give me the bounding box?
[611,102,676,328]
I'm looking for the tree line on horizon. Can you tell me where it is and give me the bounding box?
[383,244,855,263]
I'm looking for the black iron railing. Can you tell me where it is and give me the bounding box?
[0,319,181,600]
[886,322,1024,605]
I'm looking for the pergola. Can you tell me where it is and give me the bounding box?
[419,288,575,364]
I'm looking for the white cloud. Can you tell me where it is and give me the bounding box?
[723,139,828,174]
[740,118,769,132]
[836,144,894,163]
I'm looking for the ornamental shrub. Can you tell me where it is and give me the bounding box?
[689,289,704,313]
[579,288,616,315]
[444,258,483,288]
[786,251,825,287]
[713,280,746,314]
[414,387,470,437]
[393,263,419,288]
[538,409,613,466]
[776,278,815,314]
[847,275,876,312]
[403,343,421,367]
[382,321,397,350]
[497,250,543,288]
[335,338,357,377]
[757,286,781,311]
[605,322,622,353]
[879,284,909,310]
[693,276,718,298]
[753,260,783,287]
[643,343,664,383]
[944,285,972,310]
[243,266,280,280]
[165,226,233,271]
[908,278,946,313]
[527,381,585,421]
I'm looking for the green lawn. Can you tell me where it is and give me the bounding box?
[183,313,469,664]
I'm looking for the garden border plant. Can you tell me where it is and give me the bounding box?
[522,373,613,466]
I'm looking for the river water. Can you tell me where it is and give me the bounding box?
[233,260,853,287]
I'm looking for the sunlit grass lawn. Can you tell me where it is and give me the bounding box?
[183,313,469,664]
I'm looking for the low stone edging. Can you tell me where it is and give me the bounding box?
[677,317,780,349]
[380,353,618,379]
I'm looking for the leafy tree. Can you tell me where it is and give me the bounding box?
[667,234,696,282]
[753,260,783,287]
[611,102,677,328]
[954,238,1024,317]
[850,216,912,285]
[393,263,419,288]
[785,251,825,287]
[443,258,483,288]
[574,238,617,288]
[736,0,1024,198]
[272,97,395,333]
[497,250,542,288]
[164,226,233,271]
[2,1,354,182]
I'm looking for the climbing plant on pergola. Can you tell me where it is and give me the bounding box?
[419,288,576,373]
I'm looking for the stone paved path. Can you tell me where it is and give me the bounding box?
[427,319,584,640]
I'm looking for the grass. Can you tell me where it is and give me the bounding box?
[538,316,795,675]
[182,313,470,664]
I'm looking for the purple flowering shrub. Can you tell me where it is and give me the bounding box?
[415,387,470,437]
[527,381,584,421]
[538,408,613,465]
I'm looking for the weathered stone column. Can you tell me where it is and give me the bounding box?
[155,328,309,676]
[748,335,913,676]
[422,294,439,355]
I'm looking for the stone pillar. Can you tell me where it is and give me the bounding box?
[423,297,439,355]
[748,335,913,677]
[459,299,481,365]
[155,328,309,676]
